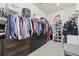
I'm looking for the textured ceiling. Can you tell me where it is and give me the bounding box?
[34,3,76,14]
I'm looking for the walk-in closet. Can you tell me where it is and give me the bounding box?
[0,3,79,56]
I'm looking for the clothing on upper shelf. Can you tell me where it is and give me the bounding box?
[47,23,53,40]
[10,14,17,39]
[6,14,11,38]
[4,13,52,40]
[53,19,62,42]
[16,15,22,39]
[63,19,78,43]
[63,20,78,36]
[0,8,52,40]
[36,21,42,36]
[29,16,53,40]
[30,17,43,36]
[5,14,30,40]
[27,18,32,36]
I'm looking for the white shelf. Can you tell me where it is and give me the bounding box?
[0,17,7,21]
[0,32,5,36]
[0,17,7,24]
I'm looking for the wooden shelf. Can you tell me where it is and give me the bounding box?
[2,38,30,56]
[6,44,29,56]
[2,33,47,56]
[17,45,29,53]
[7,44,18,49]
[7,49,17,56]
[17,49,29,56]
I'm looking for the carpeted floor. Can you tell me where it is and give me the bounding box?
[28,40,64,56]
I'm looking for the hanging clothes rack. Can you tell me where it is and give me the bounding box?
[5,4,18,14]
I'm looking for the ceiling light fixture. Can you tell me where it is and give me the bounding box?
[56,3,60,6]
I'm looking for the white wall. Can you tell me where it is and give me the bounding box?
[76,3,79,10]
[47,6,76,25]
[0,3,46,18]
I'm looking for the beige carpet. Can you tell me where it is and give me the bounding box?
[28,40,64,56]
